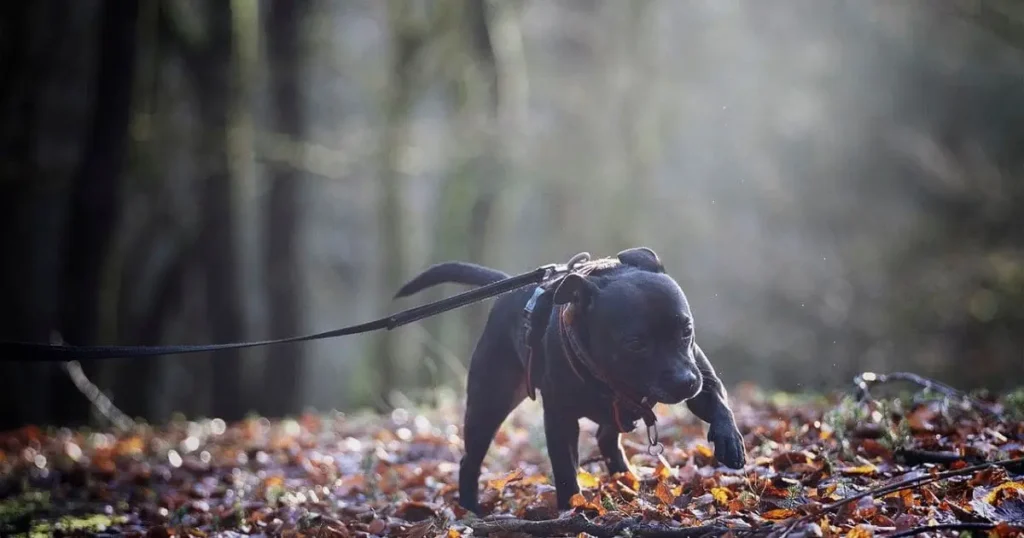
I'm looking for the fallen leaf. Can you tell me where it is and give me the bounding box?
[764,508,798,520]
[485,468,524,492]
[711,487,731,506]
[839,463,878,476]
[773,450,814,471]
[654,481,675,505]
[394,501,437,522]
[577,469,600,489]
[694,444,714,458]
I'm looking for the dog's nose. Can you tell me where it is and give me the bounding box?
[659,367,702,403]
[675,368,701,396]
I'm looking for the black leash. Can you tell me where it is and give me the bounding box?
[0,260,571,363]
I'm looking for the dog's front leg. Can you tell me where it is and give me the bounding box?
[596,424,630,475]
[542,402,581,510]
[686,343,746,469]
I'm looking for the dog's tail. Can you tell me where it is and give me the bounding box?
[394,261,511,298]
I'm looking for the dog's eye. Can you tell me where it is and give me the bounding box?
[624,338,647,353]
[681,325,694,339]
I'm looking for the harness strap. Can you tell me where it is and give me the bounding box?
[557,304,657,433]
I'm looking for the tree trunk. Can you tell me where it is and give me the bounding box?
[194,3,247,421]
[0,2,71,430]
[373,1,424,410]
[460,0,503,354]
[51,0,140,425]
[263,0,309,418]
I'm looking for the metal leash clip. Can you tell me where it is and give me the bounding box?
[646,421,664,456]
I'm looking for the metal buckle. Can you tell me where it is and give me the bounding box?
[524,286,545,314]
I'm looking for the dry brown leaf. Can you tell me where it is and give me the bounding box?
[485,468,524,492]
[764,508,798,520]
[394,501,437,522]
[654,481,675,505]
[773,450,814,471]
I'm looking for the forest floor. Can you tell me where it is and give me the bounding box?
[1,380,1023,538]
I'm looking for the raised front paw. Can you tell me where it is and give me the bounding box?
[708,420,746,469]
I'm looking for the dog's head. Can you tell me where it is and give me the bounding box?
[552,247,703,405]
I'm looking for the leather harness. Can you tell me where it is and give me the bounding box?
[519,257,659,438]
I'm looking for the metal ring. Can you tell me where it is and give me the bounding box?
[647,442,665,457]
[567,252,590,270]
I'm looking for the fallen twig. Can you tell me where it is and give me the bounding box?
[64,360,135,431]
[853,371,1002,419]
[468,513,733,537]
[893,448,985,467]
[779,456,1024,538]
[884,522,1021,538]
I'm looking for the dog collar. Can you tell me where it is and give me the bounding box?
[557,304,658,434]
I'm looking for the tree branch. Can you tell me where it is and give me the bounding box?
[468,514,733,538]
[884,522,1018,538]
[853,371,1003,419]
[779,456,1024,538]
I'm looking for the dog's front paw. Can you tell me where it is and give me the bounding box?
[708,421,746,469]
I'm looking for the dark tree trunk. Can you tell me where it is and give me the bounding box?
[194,3,247,421]
[0,3,70,430]
[115,238,196,421]
[373,4,424,410]
[51,0,140,425]
[263,0,309,418]
[462,0,501,351]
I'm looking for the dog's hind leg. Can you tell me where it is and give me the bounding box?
[458,329,527,513]
[596,424,630,475]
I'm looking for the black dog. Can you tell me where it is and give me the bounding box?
[395,247,746,512]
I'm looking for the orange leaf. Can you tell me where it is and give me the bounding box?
[447,529,461,538]
[991,521,1023,538]
[695,444,714,458]
[486,468,524,491]
[764,508,798,520]
[117,436,145,456]
[521,474,549,486]
[577,469,600,489]
[570,493,588,509]
[654,455,676,479]
[569,492,606,514]
[654,481,676,505]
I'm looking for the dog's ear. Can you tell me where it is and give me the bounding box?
[552,273,599,305]
[617,247,664,273]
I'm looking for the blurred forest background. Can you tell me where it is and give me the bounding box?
[1,0,1023,430]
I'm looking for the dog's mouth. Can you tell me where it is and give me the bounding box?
[648,386,689,405]
[647,373,703,405]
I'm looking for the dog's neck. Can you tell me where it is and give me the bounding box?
[556,303,657,432]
